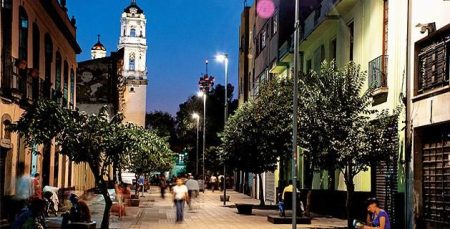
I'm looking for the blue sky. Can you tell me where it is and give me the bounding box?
[67,0,253,115]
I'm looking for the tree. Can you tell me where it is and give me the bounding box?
[298,62,399,228]
[145,111,178,152]
[9,100,173,229]
[221,78,292,206]
[122,124,174,195]
[176,84,238,175]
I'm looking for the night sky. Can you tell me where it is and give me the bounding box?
[67,0,254,115]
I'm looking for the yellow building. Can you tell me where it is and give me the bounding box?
[0,0,91,215]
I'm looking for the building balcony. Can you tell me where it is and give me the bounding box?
[368,55,388,92]
[1,56,44,105]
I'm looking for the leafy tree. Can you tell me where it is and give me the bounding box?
[122,124,174,195]
[176,84,238,175]
[298,62,399,228]
[145,111,178,152]
[9,100,173,229]
[221,78,292,206]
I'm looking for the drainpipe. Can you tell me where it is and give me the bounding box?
[405,0,414,228]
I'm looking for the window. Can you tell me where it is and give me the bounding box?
[55,52,61,90]
[130,28,136,37]
[330,38,337,62]
[19,7,29,61]
[32,23,40,69]
[306,59,312,73]
[261,30,266,48]
[348,21,354,61]
[272,13,278,35]
[63,61,69,106]
[44,34,53,98]
[70,69,75,108]
[129,53,135,71]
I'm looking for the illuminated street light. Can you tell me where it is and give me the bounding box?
[216,52,228,206]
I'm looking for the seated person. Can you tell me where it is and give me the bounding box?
[278,180,301,217]
[12,197,47,229]
[61,194,91,227]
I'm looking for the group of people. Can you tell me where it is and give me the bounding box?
[11,162,92,228]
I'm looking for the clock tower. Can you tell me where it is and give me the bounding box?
[118,0,147,126]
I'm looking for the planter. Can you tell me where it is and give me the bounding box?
[128,198,140,206]
[236,203,253,215]
[220,195,230,202]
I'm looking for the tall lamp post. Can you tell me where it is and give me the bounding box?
[192,113,200,177]
[292,0,301,228]
[198,61,214,192]
[216,53,228,206]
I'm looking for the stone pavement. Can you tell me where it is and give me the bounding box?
[86,186,346,229]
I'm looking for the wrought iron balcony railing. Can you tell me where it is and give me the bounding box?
[368,55,388,90]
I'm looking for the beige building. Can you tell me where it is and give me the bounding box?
[0,0,87,217]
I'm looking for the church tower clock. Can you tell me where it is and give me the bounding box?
[118,0,147,126]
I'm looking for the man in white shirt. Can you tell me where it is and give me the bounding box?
[209,175,217,192]
[172,178,188,222]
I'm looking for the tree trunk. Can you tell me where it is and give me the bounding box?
[328,167,335,191]
[258,173,265,206]
[345,169,355,229]
[112,163,117,183]
[304,161,314,217]
[89,163,112,229]
[118,167,123,184]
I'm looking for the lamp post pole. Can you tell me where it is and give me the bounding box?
[192,113,200,177]
[202,93,206,192]
[222,54,229,206]
[292,0,300,228]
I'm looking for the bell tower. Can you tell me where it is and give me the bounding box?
[118,0,147,126]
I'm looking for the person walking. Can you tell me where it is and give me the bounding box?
[137,175,145,197]
[172,178,188,223]
[185,176,199,209]
[209,175,217,192]
[14,162,33,219]
[159,174,167,199]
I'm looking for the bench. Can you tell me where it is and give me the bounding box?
[235,203,253,215]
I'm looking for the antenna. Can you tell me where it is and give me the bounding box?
[97,34,100,43]
[205,60,209,75]
[131,0,136,5]
[244,0,248,7]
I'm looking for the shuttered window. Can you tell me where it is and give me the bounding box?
[422,124,450,224]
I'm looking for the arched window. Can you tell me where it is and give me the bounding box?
[129,53,135,71]
[1,114,12,140]
[70,69,75,108]
[130,28,136,37]
[55,52,61,90]
[63,61,69,106]
[19,7,29,61]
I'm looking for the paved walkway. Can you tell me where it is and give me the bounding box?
[86,186,346,229]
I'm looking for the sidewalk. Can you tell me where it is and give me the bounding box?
[85,186,346,229]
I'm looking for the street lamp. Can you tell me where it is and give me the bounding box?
[292,0,301,228]
[216,53,228,206]
[197,61,214,192]
[192,113,200,176]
